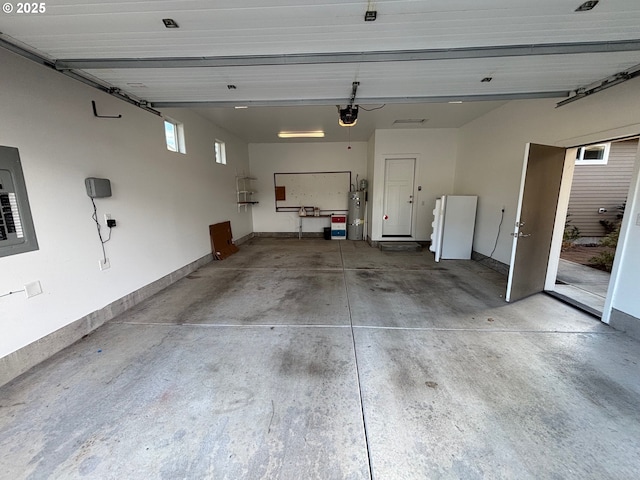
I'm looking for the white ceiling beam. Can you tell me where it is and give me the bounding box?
[54,40,640,70]
[152,91,569,108]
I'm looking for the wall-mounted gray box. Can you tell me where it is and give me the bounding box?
[0,146,39,258]
[85,177,112,198]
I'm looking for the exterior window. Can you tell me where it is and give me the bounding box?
[215,140,226,164]
[575,143,610,165]
[164,119,186,154]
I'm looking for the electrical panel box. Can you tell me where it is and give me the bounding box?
[0,146,39,257]
[85,177,112,198]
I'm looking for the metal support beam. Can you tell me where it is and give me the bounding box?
[152,91,569,109]
[54,40,640,70]
[556,63,640,107]
[0,35,161,116]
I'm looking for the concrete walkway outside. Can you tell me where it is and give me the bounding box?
[554,258,611,316]
[1,238,639,479]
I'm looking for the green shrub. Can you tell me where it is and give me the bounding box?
[562,213,580,250]
[588,249,616,272]
[588,223,620,272]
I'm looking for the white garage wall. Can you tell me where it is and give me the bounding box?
[366,133,376,241]
[606,148,640,329]
[0,49,251,361]
[370,129,459,241]
[455,78,640,323]
[249,142,367,234]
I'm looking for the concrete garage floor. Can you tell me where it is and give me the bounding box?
[1,238,640,479]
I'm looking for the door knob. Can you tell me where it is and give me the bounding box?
[510,232,531,238]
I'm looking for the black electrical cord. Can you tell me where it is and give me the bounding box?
[360,104,386,111]
[0,290,23,298]
[90,197,112,263]
[489,208,505,259]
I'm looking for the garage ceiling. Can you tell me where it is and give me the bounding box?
[2,0,640,142]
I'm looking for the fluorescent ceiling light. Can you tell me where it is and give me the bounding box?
[278,131,325,138]
[448,101,463,104]
[234,106,248,109]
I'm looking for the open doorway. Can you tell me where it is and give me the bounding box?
[548,137,639,317]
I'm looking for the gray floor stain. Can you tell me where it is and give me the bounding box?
[1,238,639,479]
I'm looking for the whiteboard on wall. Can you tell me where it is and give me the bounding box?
[274,171,351,212]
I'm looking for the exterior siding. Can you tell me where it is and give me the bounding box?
[567,139,638,238]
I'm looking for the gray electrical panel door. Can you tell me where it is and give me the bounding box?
[0,146,39,257]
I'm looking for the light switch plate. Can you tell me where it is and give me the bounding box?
[24,280,42,298]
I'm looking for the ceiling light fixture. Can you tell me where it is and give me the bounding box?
[162,18,179,28]
[234,106,248,109]
[448,101,463,104]
[278,131,325,139]
[575,1,599,12]
[364,10,377,21]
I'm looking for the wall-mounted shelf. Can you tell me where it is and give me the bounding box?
[236,175,258,211]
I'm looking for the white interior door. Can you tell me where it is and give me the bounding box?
[506,143,566,302]
[382,158,415,236]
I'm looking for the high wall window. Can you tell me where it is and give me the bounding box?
[575,143,610,165]
[215,140,226,164]
[164,119,186,154]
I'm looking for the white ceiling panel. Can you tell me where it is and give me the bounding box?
[1,0,640,142]
[84,51,640,104]
[1,1,640,58]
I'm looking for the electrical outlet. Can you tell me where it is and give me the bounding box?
[24,281,42,298]
[104,213,111,224]
[99,258,111,271]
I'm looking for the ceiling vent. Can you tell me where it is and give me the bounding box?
[392,119,427,125]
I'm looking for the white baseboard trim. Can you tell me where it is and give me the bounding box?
[0,253,213,388]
